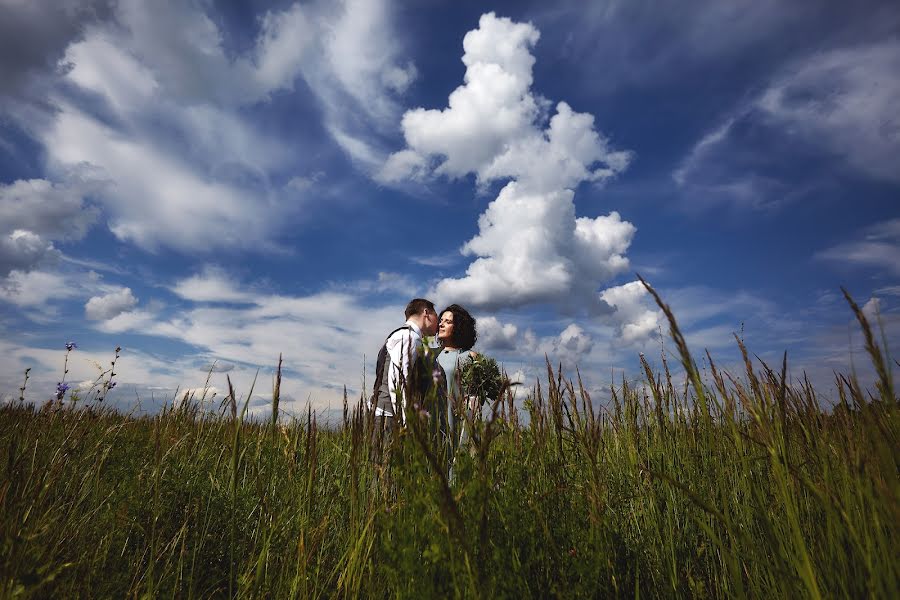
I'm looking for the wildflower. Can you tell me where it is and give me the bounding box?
[56,382,71,400]
[65,342,77,351]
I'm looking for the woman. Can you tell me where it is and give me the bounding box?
[435,304,478,474]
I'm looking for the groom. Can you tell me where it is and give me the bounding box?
[372,298,439,422]
[370,298,445,464]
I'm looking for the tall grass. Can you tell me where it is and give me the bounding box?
[0,290,896,598]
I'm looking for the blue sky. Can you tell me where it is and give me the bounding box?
[1,0,898,418]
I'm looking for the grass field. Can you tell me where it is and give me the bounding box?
[0,288,897,598]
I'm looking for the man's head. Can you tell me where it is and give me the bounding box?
[405,298,437,336]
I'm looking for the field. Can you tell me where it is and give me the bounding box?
[0,289,897,598]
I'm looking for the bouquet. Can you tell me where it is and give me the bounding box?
[460,354,503,406]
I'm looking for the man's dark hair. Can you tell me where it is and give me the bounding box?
[440,304,477,350]
[405,298,435,319]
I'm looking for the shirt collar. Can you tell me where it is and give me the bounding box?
[404,319,423,337]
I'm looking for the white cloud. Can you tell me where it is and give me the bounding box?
[0,230,57,276]
[383,13,541,181]
[816,218,900,276]
[334,271,419,297]
[321,0,415,121]
[54,267,408,409]
[0,177,102,275]
[384,13,634,312]
[276,0,418,170]
[16,0,414,254]
[0,264,147,326]
[875,285,900,297]
[0,269,77,308]
[85,287,138,320]
[0,177,100,241]
[534,1,892,95]
[818,242,900,276]
[171,267,256,303]
[861,297,882,323]
[106,0,307,106]
[552,324,594,366]
[96,308,157,334]
[599,280,661,344]
[756,41,900,183]
[477,316,519,350]
[674,40,900,208]
[44,101,275,253]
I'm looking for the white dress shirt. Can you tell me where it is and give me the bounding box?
[375,319,424,421]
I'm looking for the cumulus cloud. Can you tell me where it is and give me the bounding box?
[382,14,542,182]
[0,230,58,277]
[551,324,594,366]
[0,269,80,313]
[0,177,101,276]
[599,281,661,344]
[487,320,600,372]
[384,13,634,312]
[674,40,900,208]
[477,316,519,350]
[85,287,137,320]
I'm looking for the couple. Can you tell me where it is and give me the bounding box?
[370,298,478,470]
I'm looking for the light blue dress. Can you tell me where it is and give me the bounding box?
[437,347,474,472]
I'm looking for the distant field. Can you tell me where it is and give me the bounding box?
[1,291,896,598]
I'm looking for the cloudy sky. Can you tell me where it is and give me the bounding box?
[1,0,898,418]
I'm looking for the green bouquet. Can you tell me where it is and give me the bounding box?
[460,354,503,405]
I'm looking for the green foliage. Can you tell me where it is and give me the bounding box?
[460,353,503,404]
[0,290,897,598]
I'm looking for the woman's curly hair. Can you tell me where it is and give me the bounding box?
[440,304,477,350]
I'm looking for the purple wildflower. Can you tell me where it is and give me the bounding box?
[65,342,77,351]
[56,382,71,400]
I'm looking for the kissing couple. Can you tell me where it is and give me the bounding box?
[369,298,481,474]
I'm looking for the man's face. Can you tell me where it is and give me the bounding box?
[422,308,438,336]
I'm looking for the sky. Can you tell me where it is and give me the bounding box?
[1,0,898,420]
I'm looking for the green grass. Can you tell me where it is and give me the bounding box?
[0,288,897,598]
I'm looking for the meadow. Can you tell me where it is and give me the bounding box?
[0,286,896,598]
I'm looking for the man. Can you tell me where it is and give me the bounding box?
[370,298,446,472]
[372,298,439,424]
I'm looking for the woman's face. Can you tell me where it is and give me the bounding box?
[438,311,454,343]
